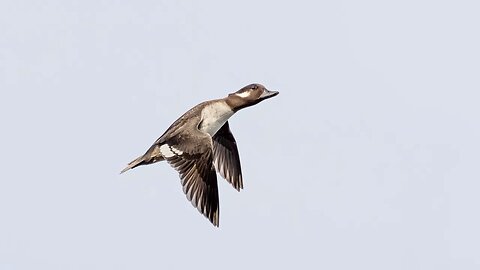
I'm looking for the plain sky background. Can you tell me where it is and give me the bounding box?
[1,0,479,269]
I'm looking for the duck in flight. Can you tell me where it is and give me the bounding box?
[121,83,279,226]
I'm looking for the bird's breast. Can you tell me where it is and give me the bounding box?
[199,102,234,136]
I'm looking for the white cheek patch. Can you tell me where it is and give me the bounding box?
[159,144,183,158]
[235,91,251,98]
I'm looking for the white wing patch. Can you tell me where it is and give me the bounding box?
[159,144,183,158]
[171,147,183,155]
[235,91,251,98]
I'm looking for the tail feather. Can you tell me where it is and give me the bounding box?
[120,155,146,174]
[120,145,164,174]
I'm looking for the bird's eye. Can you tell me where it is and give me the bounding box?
[251,85,258,90]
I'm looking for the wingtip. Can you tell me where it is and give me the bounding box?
[212,218,220,227]
[213,210,220,227]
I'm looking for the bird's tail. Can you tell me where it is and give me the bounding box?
[120,155,146,174]
[120,145,164,174]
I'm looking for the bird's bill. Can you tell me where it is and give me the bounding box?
[259,89,279,100]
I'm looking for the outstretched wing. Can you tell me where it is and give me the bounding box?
[159,132,220,226]
[212,121,243,191]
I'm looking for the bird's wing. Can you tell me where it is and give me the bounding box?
[159,131,220,226]
[212,121,243,191]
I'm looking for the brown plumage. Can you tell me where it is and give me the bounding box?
[121,83,278,226]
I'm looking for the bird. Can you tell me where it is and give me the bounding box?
[121,83,279,226]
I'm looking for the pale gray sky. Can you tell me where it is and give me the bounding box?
[1,1,479,269]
